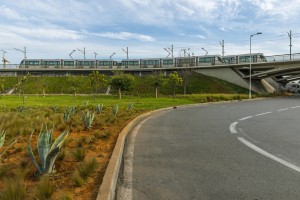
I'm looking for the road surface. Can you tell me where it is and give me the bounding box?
[117,96,300,200]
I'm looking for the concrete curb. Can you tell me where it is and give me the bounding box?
[96,107,172,200]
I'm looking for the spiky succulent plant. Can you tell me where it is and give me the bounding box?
[82,111,94,130]
[112,104,119,117]
[95,104,103,114]
[27,126,68,174]
[0,131,18,159]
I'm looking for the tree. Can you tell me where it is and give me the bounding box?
[150,72,165,98]
[111,73,135,99]
[89,71,107,101]
[179,65,193,95]
[15,73,30,105]
[167,72,183,98]
[0,79,5,97]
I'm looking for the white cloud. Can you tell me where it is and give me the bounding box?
[0,5,27,21]
[93,32,155,42]
[0,25,83,41]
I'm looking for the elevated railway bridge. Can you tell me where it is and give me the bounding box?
[1,53,300,93]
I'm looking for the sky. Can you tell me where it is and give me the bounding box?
[1,0,300,64]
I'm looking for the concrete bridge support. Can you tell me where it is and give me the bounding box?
[194,68,266,94]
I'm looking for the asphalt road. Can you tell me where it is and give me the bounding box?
[117,96,300,200]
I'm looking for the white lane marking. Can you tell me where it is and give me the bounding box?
[277,108,289,112]
[291,106,300,109]
[119,117,148,200]
[239,116,253,121]
[255,111,272,116]
[238,137,300,173]
[229,122,238,134]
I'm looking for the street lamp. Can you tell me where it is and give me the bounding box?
[69,50,76,59]
[14,47,27,60]
[202,47,208,55]
[249,32,262,99]
[109,52,116,60]
[93,52,98,60]
[77,47,86,59]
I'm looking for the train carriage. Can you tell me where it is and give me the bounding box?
[196,55,224,66]
[161,58,176,68]
[176,57,197,67]
[121,59,140,69]
[140,58,161,68]
[20,59,41,68]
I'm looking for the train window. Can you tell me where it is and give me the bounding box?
[64,61,74,66]
[84,61,90,66]
[199,57,211,63]
[29,61,40,65]
[148,60,153,65]
[163,59,173,65]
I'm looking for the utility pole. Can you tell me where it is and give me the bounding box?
[122,47,128,59]
[168,45,174,58]
[219,40,225,57]
[77,47,86,59]
[93,52,98,60]
[288,30,292,60]
[164,48,171,58]
[1,50,7,69]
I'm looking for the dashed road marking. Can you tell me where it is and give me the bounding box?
[238,137,300,173]
[277,108,289,112]
[229,122,238,134]
[255,111,272,116]
[239,116,253,121]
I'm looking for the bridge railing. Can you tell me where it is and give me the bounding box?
[0,64,19,69]
[265,53,300,62]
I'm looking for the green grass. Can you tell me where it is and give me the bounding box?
[0,93,251,109]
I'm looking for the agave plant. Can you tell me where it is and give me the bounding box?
[127,103,134,111]
[64,107,76,123]
[82,111,94,130]
[95,104,103,114]
[112,104,119,117]
[27,126,69,174]
[0,131,18,159]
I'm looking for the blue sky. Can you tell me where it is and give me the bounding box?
[1,0,300,63]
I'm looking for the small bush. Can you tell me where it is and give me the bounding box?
[72,148,86,162]
[76,158,98,181]
[35,177,54,200]
[58,191,73,200]
[72,171,84,187]
[1,179,26,200]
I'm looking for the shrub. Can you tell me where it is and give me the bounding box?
[76,158,97,181]
[72,148,85,162]
[72,171,84,187]
[1,178,26,200]
[35,177,54,200]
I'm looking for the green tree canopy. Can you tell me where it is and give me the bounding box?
[111,73,135,99]
[167,72,183,98]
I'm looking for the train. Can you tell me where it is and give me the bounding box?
[222,53,267,64]
[18,53,267,70]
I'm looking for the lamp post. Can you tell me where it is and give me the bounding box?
[77,47,86,59]
[1,50,7,69]
[249,32,262,99]
[14,47,27,61]
[202,47,208,55]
